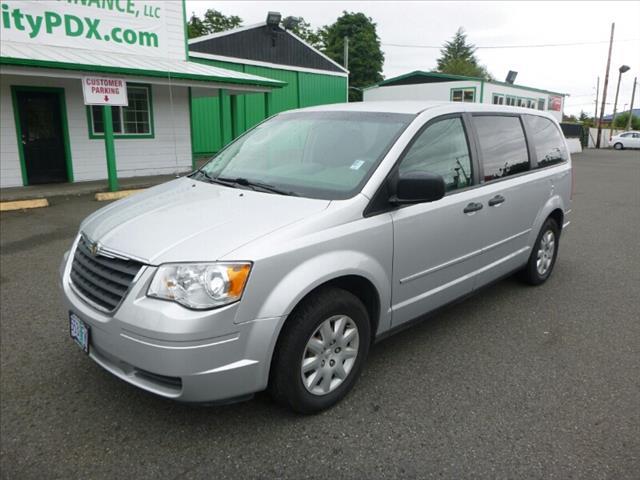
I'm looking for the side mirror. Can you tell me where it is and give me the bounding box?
[392,171,445,204]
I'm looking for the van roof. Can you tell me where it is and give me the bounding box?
[290,101,559,117]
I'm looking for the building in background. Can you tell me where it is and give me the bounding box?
[364,71,566,121]
[188,20,349,158]
[0,1,282,189]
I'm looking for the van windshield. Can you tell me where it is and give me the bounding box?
[195,111,413,200]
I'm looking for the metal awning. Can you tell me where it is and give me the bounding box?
[0,41,285,92]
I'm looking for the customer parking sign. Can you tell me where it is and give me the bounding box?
[82,76,128,106]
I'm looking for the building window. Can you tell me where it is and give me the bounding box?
[89,84,153,138]
[451,88,475,102]
[492,94,505,105]
[537,98,545,110]
[505,96,516,106]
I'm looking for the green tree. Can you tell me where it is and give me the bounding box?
[321,12,384,101]
[613,111,640,130]
[285,17,323,49]
[187,13,206,39]
[578,110,594,127]
[436,28,491,79]
[187,9,243,39]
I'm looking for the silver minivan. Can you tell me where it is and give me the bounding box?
[61,101,572,413]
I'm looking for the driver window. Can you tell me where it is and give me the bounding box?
[399,117,473,191]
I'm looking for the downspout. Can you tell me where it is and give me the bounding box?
[480,80,484,103]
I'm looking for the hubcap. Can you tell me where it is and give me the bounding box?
[536,229,555,276]
[300,315,359,396]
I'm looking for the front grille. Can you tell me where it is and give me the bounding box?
[70,236,144,312]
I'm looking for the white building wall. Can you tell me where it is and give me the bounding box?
[364,79,564,122]
[0,74,192,188]
[364,80,481,102]
[482,83,564,121]
[0,80,23,188]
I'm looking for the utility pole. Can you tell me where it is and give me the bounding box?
[594,76,600,122]
[611,65,630,136]
[343,36,349,70]
[596,22,615,148]
[627,77,637,131]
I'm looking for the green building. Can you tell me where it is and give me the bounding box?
[188,20,349,159]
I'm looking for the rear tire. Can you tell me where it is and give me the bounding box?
[269,287,371,414]
[519,217,560,286]
[614,142,623,150]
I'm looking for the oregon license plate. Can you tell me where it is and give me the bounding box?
[69,312,90,354]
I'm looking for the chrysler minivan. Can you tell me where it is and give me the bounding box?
[61,101,572,413]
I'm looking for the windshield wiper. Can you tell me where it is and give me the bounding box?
[217,177,298,196]
[195,171,237,188]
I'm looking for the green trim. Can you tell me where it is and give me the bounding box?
[449,86,477,102]
[188,87,195,169]
[480,80,484,103]
[218,89,226,148]
[10,85,74,186]
[181,0,189,60]
[102,104,119,192]
[230,94,239,140]
[0,56,286,88]
[375,70,567,96]
[379,70,481,86]
[10,88,29,186]
[87,83,155,139]
[264,92,272,117]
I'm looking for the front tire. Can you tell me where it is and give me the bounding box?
[269,287,371,414]
[519,217,560,285]
[614,142,623,150]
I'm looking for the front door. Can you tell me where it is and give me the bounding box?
[15,89,68,185]
[391,115,485,326]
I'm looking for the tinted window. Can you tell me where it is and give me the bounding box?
[523,115,568,168]
[473,115,529,181]
[399,117,473,191]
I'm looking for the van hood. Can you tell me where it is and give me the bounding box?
[80,177,330,265]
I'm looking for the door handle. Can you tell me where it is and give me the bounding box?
[488,195,505,207]
[463,202,483,214]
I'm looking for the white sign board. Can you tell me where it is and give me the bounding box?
[0,1,171,59]
[82,76,128,106]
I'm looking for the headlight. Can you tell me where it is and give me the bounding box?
[147,262,251,310]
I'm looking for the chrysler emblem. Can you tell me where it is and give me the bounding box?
[89,241,100,256]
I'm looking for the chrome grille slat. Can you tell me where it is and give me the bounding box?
[70,270,121,309]
[73,249,132,287]
[76,240,141,276]
[70,236,144,312]
[72,262,128,297]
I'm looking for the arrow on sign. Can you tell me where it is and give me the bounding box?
[104,95,109,102]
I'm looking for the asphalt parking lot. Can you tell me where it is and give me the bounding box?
[1,149,639,479]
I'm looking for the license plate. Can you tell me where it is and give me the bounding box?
[69,312,90,354]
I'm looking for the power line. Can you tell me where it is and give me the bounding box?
[382,38,640,50]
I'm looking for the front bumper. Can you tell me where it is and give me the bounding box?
[60,240,283,403]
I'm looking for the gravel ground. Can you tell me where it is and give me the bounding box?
[1,149,639,479]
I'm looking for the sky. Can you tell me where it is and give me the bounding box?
[185,1,640,117]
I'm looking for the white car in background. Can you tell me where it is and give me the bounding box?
[611,131,640,150]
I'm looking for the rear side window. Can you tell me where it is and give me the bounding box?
[398,117,473,192]
[523,115,568,168]
[472,116,529,181]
